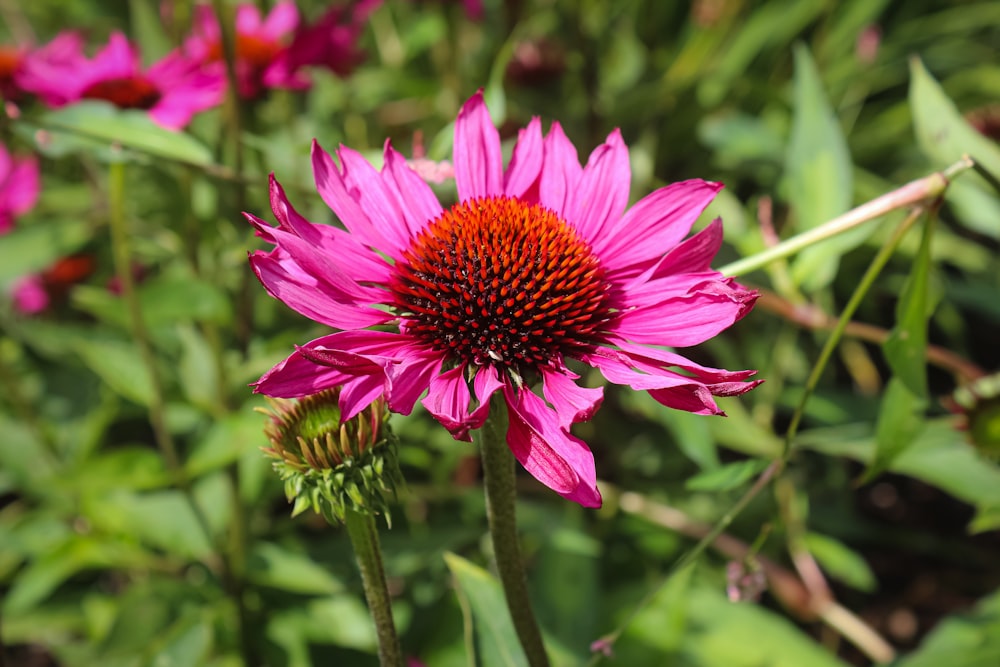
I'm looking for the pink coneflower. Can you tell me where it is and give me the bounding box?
[185,1,305,99]
[0,142,39,234]
[1,32,84,103]
[285,0,382,77]
[247,92,760,507]
[25,32,223,130]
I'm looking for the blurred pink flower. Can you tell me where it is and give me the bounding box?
[0,142,39,234]
[286,0,382,77]
[247,92,759,508]
[24,32,224,130]
[1,32,85,102]
[185,1,305,98]
[11,274,48,314]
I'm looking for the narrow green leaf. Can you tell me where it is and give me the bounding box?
[882,215,936,399]
[803,532,876,592]
[73,338,155,406]
[685,459,768,492]
[444,552,530,667]
[785,44,859,291]
[867,377,927,480]
[32,101,213,166]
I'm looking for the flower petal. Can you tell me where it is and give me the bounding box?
[503,383,601,508]
[422,365,474,440]
[595,180,723,276]
[566,129,630,244]
[381,142,444,238]
[540,367,604,430]
[454,90,503,201]
[538,122,582,215]
[503,116,543,198]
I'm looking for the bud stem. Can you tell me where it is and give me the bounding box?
[344,508,404,667]
[477,397,551,667]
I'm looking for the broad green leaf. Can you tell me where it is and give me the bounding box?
[186,405,266,477]
[666,410,720,472]
[177,324,220,413]
[72,276,233,330]
[88,489,215,560]
[0,219,93,286]
[61,447,170,494]
[785,44,859,291]
[534,525,601,660]
[247,542,345,595]
[867,377,927,480]
[0,415,57,492]
[32,101,213,166]
[141,611,214,667]
[444,552,529,667]
[685,458,769,492]
[803,532,876,593]
[882,215,936,399]
[72,338,155,406]
[895,587,1000,667]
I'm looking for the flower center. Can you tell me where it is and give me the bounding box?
[207,35,282,69]
[0,47,22,82]
[81,76,161,110]
[390,196,612,375]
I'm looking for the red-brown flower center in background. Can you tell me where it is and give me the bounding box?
[390,196,612,375]
[0,46,22,79]
[207,35,282,69]
[82,76,161,109]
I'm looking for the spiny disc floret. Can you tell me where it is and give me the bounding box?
[390,196,612,375]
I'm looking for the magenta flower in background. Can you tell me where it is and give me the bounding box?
[11,274,48,314]
[1,32,84,103]
[24,32,223,130]
[185,1,305,99]
[248,92,760,507]
[285,0,382,77]
[0,142,39,234]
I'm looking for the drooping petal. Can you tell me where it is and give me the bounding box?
[385,350,442,416]
[595,180,723,277]
[422,365,474,439]
[381,143,444,238]
[454,90,503,201]
[540,367,604,430]
[252,341,384,398]
[647,217,725,278]
[538,122,582,215]
[565,129,630,244]
[503,116,543,199]
[503,383,602,507]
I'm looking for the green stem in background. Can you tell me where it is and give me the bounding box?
[344,509,404,667]
[476,398,551,667]
[718,157,969,278]
[107,160,214,542]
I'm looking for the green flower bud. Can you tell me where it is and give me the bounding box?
[259,391,401,525]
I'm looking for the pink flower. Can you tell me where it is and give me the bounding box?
[0,142,39,234]
[1,32,85,103]
[26,32,223,130]
[11,274,48,314]
[185,1,305,99]
[247,92,760,508]
[285,0,382,77]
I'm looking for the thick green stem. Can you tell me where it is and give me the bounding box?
[343,509,404,667]
[477,398,550,667]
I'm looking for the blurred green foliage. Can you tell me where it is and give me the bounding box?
[2,0,1000,666]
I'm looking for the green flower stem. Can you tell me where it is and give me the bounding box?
[477,398,551,667]
[717,158,969,278]
[343,509,404,667]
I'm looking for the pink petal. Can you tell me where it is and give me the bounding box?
[538,122,582,215]
[454,90,503,201]
[261,0,300,38]
[253,344,381,398]
[385,350,442,416]
[647,218,725,278]
[503,383,601,508]
[613,340,759,383]
[381,143,443,238]
[6,158,40,216]
[566,129,630,244]
[612,285,755,348]
[503,117,543,198]
[540,367,604,430]
[595,180,723,277]
[234,3,265,34]
[422,365,474,439]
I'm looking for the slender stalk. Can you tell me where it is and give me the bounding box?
[476,398,550,667]
[107,160,214,543]
[717,159,969,278]
[343,509,404,667]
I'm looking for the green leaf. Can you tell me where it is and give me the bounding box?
[186,406,266,477]
[32,101,213,166]
[247,542,345,595]
[882,215,936,399]
[803,532,876,593]
[0,218,93,286]
[785,44,859,291]
[685,459,769,492]
[895,587,1000,667]
[72,338,155,406]
[444,552,530,667]
[72,276,233,330]
[534,525,601,660]
[867,377,927,480]
[88,489,215,560]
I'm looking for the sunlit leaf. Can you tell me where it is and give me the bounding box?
[685,458,769,492]
[804,532,877,593]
